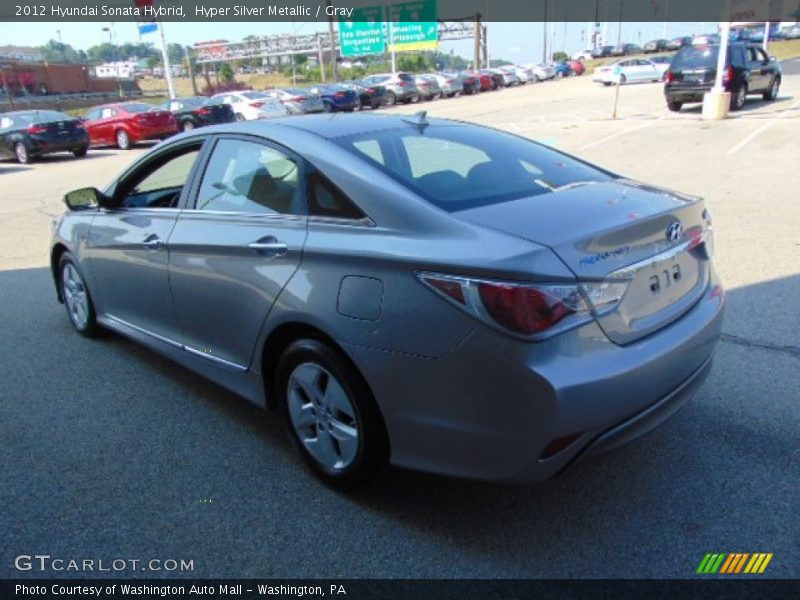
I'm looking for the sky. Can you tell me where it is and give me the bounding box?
[2,21,713,61]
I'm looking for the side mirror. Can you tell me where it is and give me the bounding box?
[64,187,108,210]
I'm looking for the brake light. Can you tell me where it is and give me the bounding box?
[292,96,307,102]
[397,81,408,87]
[723,66,734,84]
[417,273,628,338]
[27,124,48,134]
[195,107,211,115]
[665,70,675,83]
[334,91,346,98]
[366,88,376,94]
[250,101,264,108]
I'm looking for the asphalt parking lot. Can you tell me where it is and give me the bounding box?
[2,62,799,578]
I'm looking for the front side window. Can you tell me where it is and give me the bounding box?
[195,139,302,215]
[118,145,201,208]
[336,125,614,212]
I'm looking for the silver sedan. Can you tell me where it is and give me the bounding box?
[51,114,724,485]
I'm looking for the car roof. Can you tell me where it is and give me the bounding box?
[235,113,457,140]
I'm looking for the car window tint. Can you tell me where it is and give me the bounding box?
[309,174,366,220]
[195,139,302,215]
[84,108,101,121]
[338,125,614,212]
[121,146,201,208]
[353,139,384,165]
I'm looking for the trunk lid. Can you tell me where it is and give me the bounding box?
[456,180,713,344]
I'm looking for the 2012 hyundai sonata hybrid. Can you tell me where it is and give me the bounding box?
[51,113,724,485]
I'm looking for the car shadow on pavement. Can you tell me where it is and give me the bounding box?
[679,95,793,116]
[0,164,33,173]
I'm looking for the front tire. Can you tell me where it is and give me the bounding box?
[385,91,396,106]
[115,129,131,150]
[235,112,246,122]
[72,145,88,158]
[181,120,195,132]
[59,252,100,337]
[277,339,389,486]
[763,77,780,101]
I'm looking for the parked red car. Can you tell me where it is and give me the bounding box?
[461,70,494,92]
[569,60,586,76]
[81,102,178,149]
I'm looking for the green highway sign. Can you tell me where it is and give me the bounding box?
[339,6,386,57]
[388,0,438,51]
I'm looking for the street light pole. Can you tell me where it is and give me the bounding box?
[157,20,176,99]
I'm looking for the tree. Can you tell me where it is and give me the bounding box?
[552,51,569,62]
[39,40,82,64]
[219,62,235,83]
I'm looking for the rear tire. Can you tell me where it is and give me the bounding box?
[14,142,30,164]
[731,84,747,110]
[235,113,246,122]
[385,91,396,106]
[277,339,389,487]
[181,120,195,132]
[667,100,683,112]
[72,146,88,158]
[763,77,780,101]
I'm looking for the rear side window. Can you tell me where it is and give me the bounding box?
[195,139,302,215]
[308,174,366,220]
[336,125,614,212]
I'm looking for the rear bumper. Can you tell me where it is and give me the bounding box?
[28,133,88,155]
[343,272,724,483]
[665,83,729,103]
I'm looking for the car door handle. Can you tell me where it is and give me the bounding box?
[248,237,288,256]
[143,233,164,250]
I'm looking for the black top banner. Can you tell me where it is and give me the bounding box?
[3,0,800,23]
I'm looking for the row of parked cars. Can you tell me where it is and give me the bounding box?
[1,61,591,163]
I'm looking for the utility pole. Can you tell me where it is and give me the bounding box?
[543,0,549,62]
[317,35,326,83]
[326,0,337,80]
[474,13,482,69]
[617,0,624,45]
[184,46,197,96]
[158,21,176,99]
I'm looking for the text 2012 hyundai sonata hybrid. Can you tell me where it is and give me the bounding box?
[51,113,724,485]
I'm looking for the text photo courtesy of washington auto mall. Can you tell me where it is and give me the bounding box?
[1,0,799,597]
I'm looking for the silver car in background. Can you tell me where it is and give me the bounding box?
[265,88,325,114]
[420,73,463,97]
[51,114,723,486]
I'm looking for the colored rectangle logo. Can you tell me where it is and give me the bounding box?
[698,553,773,575]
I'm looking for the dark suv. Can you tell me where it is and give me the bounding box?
[664,43,781,112]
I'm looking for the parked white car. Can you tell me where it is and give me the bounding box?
[592,59,663,86]
[571,48,594,62]
[208,90,288,121]
[499,64,535,83]
[523,63,556,81]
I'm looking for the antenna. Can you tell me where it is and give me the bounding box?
[402,110,429,133]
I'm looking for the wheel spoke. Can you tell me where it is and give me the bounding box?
[291,363,323,405]
[287,395,316,434]
[306,429,339,467]
[325,377,355,421]
[329,420,358,465]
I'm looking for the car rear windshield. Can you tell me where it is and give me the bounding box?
[120,102,152,113]
[16,110,72,124]
[671,46,721,70]
[241,91,269,100]
[334,125,615,212]
[397,73,415,82]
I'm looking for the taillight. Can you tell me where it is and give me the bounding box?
[446,79,454,84]
[195,107,211,115]
[665,70,675,83]
[723,66,734,84]
[366,88,376,94]
[27,125,48,134]
[334,91,346,98]
[250,101,264,108]
[292,96,307,102]
[478,283,573,334]
[417,273,628,339]
[397,81,407,87]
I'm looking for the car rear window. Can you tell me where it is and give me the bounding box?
[397,73,415,82]
[671,46,721,70]
[17,110,72,124]
[335,125,614,212]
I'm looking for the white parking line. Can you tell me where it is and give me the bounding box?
[578,117,665,151]
[728,98,800,154]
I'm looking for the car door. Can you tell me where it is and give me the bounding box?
[750,46,772,91]
[82,107,104,146]
[638,59,659,81]
[167,135,308,370]
[746,47,767,91]
[86,139,206,341]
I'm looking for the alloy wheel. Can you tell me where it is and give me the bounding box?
[62,263,89,330]
[15,143,29,164]
[286,362,360,471]
[116,130,130,149]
